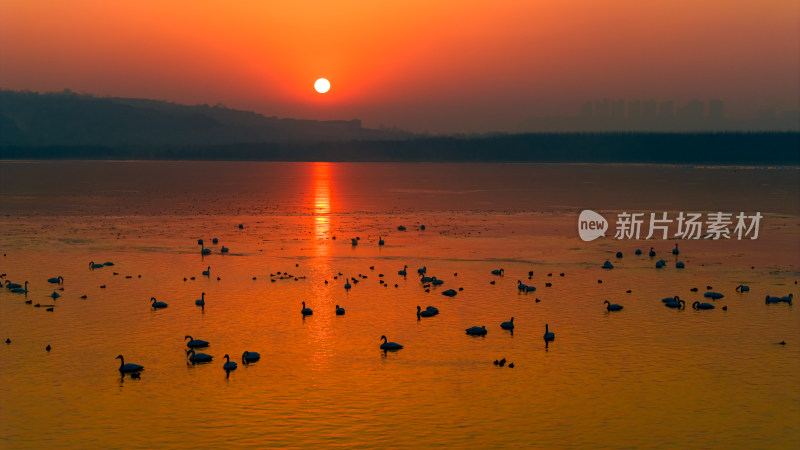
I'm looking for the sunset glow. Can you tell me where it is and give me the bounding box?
[0,0,797,132]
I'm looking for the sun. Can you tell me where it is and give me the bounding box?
[314,78,330,94]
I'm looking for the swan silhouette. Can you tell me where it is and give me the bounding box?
[635,249,642,255]
[89,261,103,269]
[344,281,351,290]
[466,326,487,336]
[655,260,666,268]
[301,301,313,315]
[417,266,427,274]
[604,300,623,311]
[441,289,457,297]
[220,246,229,253]
[491,269,504,276]
[336,305,346,315]
[150,297,168,308]
[500,317,514,330]
[222,354,238,371]
[417,305,436,318]
[186,349,213,363]
[242,351,260,364]
[517,280,528,292]
[675,261,685,268]
[202,266,210,276]
[704,292,724,299]
[602,261,614,269]
[420,275,433,283]
[116,355,143,373]
[543,324,555,341]
[195,292,205,306]
[693,301,715,310]
[425,306,439,314]
[380,335,403,350]
[212,238,218,244]
[665,299,685,309]
[672,244,679,255]
[10,281,28,293]
[649,247,656,257]
[5,280,21,289]
[736,285,750,292]
[616,251,623,258]
[398,265,408,276]
[200,243,211,255]
[378,236,385,246]
[47,276,64,284]
[185,335,209,348]
[431,277,444,286]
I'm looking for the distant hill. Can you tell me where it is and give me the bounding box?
[0,90,797,164]
[0,89,408,147]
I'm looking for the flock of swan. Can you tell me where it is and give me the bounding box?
[2,237,794,378]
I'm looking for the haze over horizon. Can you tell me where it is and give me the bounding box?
[1,1,798,133]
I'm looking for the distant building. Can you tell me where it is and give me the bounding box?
[708,100,724,120]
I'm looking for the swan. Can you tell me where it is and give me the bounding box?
[665,299,685,309]
[765,295,782,304]
[655,260,666,268]
[89,261,103,269]
[431,277,444,286]
[5,280,21,289]
[616,252,623,258]
[47,276,64,284]
[301,301,313,315]
[604,300,623,311]
[185,335,209,348]
[380,335,403,350]
[425,306,439,314]
[351,238,358,246]
[525,285,536,292]
[693,301,715,310]
[649,247,656,257]
[602,261,614,269]
[543,324,555,341]
[491,269,504,276]
[212,238,218,244]
[635,249,642,255]
[704,292,724,299]
[150,297,168,308]
[336,305,345,315]
[222,354,238,371]
[220,246,229,253]
[116,355,143,373]
[195,292,205,306]
[417,305,435,318]
[466,326,487,336]
[344,281,351,290]
[200,243,211,255]
[186,349,213,363]
[398,265,408,276]
[500,317,514,330]
[736,285,750,292]
[397,225,406,231]
[517,280,528,292]
[202,266,210,276]
[442,289,457,297]
[378,236,385,246]
[198,239,204,245]
[420,275,433,283]
[242,351,260,364]
[675,261,685,269]
[417,266,426,274]
[10,281,28,293]
[50,291,60,299]
[780,294,793,304]
[672,244,679,255]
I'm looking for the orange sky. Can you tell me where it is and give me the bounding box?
[1,0,798,132]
